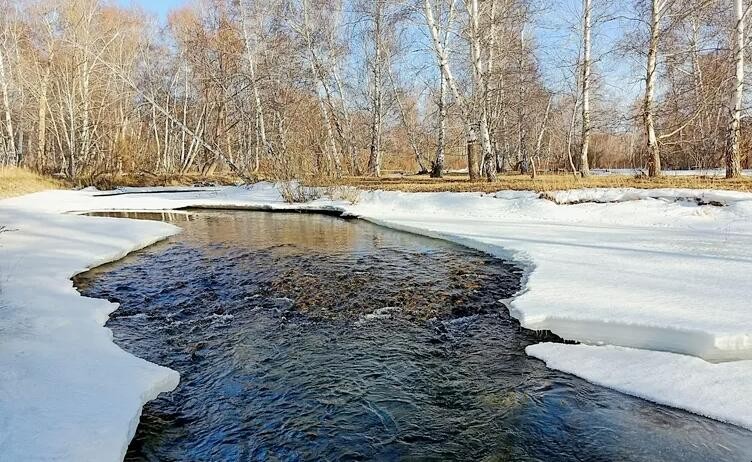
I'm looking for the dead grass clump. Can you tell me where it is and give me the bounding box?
[83,172,243,190]
[0,167,68,199]
[278,181,322,203]
[323,185,361,204]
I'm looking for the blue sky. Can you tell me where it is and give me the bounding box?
[118,0,184,17]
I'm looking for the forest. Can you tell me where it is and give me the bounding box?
[0,0,748,183]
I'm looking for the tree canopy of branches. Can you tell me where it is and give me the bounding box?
[0,0,748,182]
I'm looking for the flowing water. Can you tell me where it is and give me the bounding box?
[75,211,752,462]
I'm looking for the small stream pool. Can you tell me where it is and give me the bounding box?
[75,211,752,461]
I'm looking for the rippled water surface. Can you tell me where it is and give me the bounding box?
[75,211,752,462]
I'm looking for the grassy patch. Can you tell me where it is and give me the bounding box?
[0,168,69,199]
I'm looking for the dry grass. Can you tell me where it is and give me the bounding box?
[0,167,69,199]
[3,167,752,201]
[309,172,752,194]
[80,172,243,190]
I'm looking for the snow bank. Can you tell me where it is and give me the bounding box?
[0,210,180,462]
[350,188,752,359]
[2,182,752,459]
[527,343,752,430]
[543,187,752,205]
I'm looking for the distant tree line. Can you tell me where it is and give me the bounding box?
[0,0,748,182]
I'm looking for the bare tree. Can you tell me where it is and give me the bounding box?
[425,0,457,178]
[295,0,342,176]
[425,0,482,180]
[644,0,664,177]
[366,0,386,176]
[726,0,745,178]
[0,0,744,183]
[579,0,592,176]
[0,33,17,166]
[239,0,274,165]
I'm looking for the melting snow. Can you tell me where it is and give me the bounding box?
[2,182,752,460]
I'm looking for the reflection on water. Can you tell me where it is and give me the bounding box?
[75,211,752,461]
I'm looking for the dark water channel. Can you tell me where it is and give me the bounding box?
[74,211,752,462]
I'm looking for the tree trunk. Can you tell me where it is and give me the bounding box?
[367,0,384,177]
[645,0,661,177]
[579,0,592,176]
[432,67,446,178]
[0,48,17,166]
[517,28,527,174]
[567,97,580,176]
[467,134,479,181]
[726,0,744,178]
[424,0,479,179]
[36,66,49,170]
[79,42,91,178]
[535,95,552,162]
[468,0,496,181]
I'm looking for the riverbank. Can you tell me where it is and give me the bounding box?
[4,167,752,199]
[1,183,752,460]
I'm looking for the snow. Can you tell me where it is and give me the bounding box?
[542,187,752,205]
[526,343,752,430]
[2,182,752,459]
[0,211,180,462]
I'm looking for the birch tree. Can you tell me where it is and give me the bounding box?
[425,0,482,180]
[366,0,385,177]
[644,0,663,177]
[326,1,360,174]
[0,0,22,166]
[579,0,592,176]
[3,0,745,182]
[466,0,497,181]
[0,33,17,166]
[425,0,457,178]
[726,0,745,178]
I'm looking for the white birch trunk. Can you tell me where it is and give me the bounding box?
[726,0,744,178]
[432,67,447,177]
[424,0,480,180]
[367,0,384,177]
[645,0,661,177]
[36,65,49,169]
[579,0,592,176]
[535,96,552,160]
[468,0,496,181]
[79,48,90,177]
[0,47,17,165]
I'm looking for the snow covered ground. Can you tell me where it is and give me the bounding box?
[1,183,752,460]
[0,209,181,461]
